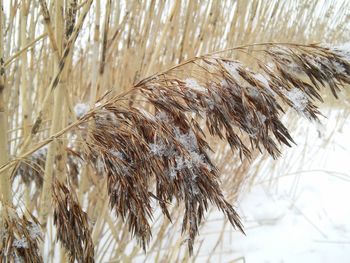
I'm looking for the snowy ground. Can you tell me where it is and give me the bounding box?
[194,107,350,263]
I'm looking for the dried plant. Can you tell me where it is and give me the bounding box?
[1,0,350,261]
[77,43,349,255]
[0,207,42,263]
[14,147,81,192]
[15,148,46,189]
[52,179,94,263]
[1,43,349,260]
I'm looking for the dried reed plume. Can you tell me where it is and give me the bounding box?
[14,147,81,197]
[0,207,42,262]
[2,43,349,259]
[1,0,350,261]
[76,43,349,255]
[52,179,94,263]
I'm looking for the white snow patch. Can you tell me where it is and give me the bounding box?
[329,42,350,61]
[174,127,198,152]
[13,238,29,248]
[283,88,308,112]
[173,128,211,173]
[185,78,207,92]
[223,61,241,79]
[156,111,170,123]
[204,97,215,110]
[257,111,267,124]
[305,56,322,70]
[109,150,124,159]
[74,103,89,118]
[28,223,42,240]
[332,61,346,74]
[248,86,260,98]
[149,140,167,157]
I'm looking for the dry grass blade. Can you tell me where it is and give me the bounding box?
[0,207,43,262]
[79,43,350,255]
[52,180,94,263]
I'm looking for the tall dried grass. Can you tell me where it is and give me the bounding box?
[0,0,349,262]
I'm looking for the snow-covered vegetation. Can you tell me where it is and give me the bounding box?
[0,0,349,262]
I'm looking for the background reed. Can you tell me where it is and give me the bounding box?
[0,0,349,262]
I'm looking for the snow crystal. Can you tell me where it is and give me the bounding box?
[149,126,212,180]
[174,128,198,152]
[185,78,206,93]
[332,61,346,74]
[328,42,350,61]
[173,128,210,171]
[149,136,176,158]
[156,111,170,123]
[13,238,29,248]
[175,155,186,170]
[191,182,200,195]
[206,98,215,110]
[109,150,124,159]
[223,61,241,79]
[283,88,308,112]
[168,167,177,180]
[248,87,260,99]
[257,111,267,124]
[149,141,167,157]
[28,223,42,240]
[190,151,206,168]
[74,103,89,118]
[305,57,322,70]
[254,73,276,97]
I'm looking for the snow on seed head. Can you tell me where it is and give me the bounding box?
[185,78,207,93]
[283,88,308,112]
[223,61,241,79]
[254,73,270,88]
[74,103,89,118]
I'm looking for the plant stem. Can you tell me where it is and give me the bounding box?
[0,0,12,206]
[39,0,65,227]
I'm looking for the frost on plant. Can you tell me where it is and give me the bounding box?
[283,87,308,113]
[254,73,270,89]
[223,61,241,80]
[62,43,350,256]
[12,238,29,249]
[0,210,43,262]
[109,150,124,159]
[149,139,168,157]
[74,103,89,118]
[185,78,207,92]
[327,42,350,61]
